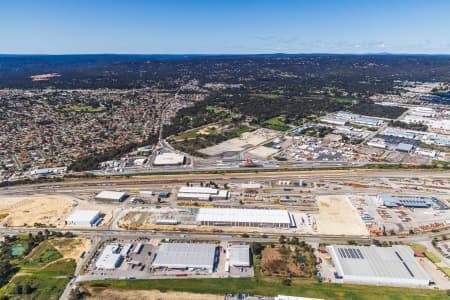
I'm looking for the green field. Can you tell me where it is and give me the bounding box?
[331,97,358,104]
[0,239,75,300]
[61,105,104,113]
[263,116,290,131]
[0,259,75,300]
[252,93,282,100]
[20,241,62,268]
[82,277,446,300]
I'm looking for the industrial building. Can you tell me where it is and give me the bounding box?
[377,194,434,208]
[396,143,414,153]
[353,116,384,127]
[153,152,185,166]
[195,208,296,228]
[327,245,432,288]
[177,186,229,201]
[95,191,128,202]
[228,244,251,267]
[65,210,102,226]
[152,243,217,272]
[95,244,124,270]
[320,116,347,126]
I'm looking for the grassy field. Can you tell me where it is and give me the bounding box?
[252,93,282,100]
[82,277,447,300]
[61,105,104,113]
[0,259,75,300]
[0,239,76,300]
[20,241,62,268]
[263,116,290,131]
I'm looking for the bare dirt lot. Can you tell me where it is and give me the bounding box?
[49,237,92,266]
[316,195,369,236]
[86,289,222,300]
[0,194,73,227]
[0,194,116,228]
[198,128,279,156]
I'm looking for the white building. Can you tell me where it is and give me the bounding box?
[177,186,229,201]
[65,210,102,226]
[95,191,128,202]
[153,152,185,166]
[152,243,217,272]
[196,208,296,228]
[327,245,431,288]
[95,244,123,269]
[228,244,250,267]
[320,116,347,126]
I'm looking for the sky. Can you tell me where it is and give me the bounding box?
[1,0,449,54]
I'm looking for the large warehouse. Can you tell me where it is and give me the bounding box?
[195,208,296,228]
[228,244,251,267]
[377,194,434,208]
[95,191,128,202]
[152,243,217,272]
[95,244,123,270]
[177,186,229,201]
[65,210,102,226]
[153,152,185,166]
[327,245,432,288]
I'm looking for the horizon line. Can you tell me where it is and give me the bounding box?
[1,52,450,56]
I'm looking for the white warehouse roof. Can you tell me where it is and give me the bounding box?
[179,186,218,194]
[152,243,217,271]
[196,208,294,226]
[229,244,250,267]
[65,210,101,226]
[154,152,185,165]
[275,296,323,300]
[327,245,431,288]
[95,191,127,201]
[95,244,123,269]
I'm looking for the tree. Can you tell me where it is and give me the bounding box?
[24,284,33,294]
[15,285,22,295]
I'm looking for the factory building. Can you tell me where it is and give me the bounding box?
[95,191,128,202]
[396,143,414,153]
[153,152,185,166]
[327,245,432,288]
[353,117,384,127]
[65,210,102,226]
[177,186,229,201]
[95,244,124,270]
[377,194,433,208]
[152,243,217,272]
[228,244,251,267]
[320,116,347,126]
[383,128,416,139]
[195,208,296,228]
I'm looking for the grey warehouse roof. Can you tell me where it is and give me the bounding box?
[152,243,217,270]
[327,245,431,287]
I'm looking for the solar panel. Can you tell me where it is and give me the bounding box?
[356,249,364,259]
[338,248,345,258]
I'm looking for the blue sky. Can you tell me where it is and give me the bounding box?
[1,0,449,54]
